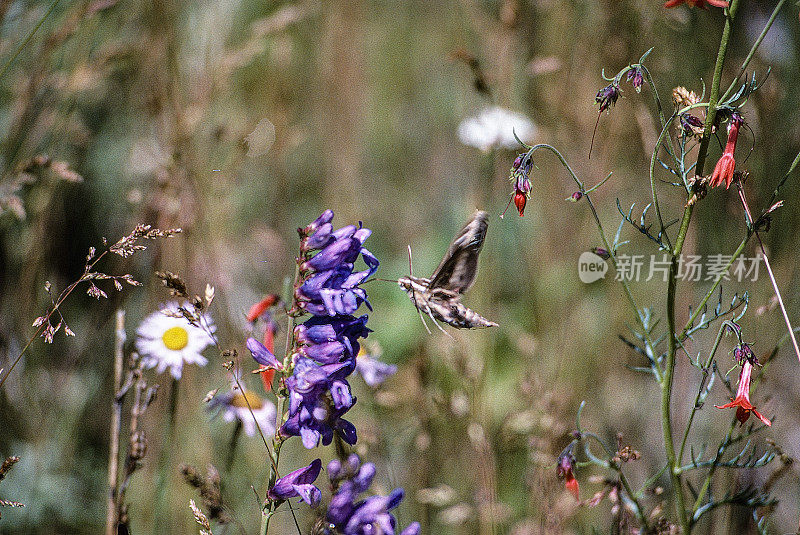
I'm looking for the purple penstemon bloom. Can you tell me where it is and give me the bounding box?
[246,337,283,370]
[295,315,370,365]
[281,357,358,449]
[267,459,322,507]
[296,264,377,316]
[325,455,420,535]
[355,349,397,387]
[295,212,378,318]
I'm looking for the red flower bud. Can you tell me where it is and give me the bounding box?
[514,192,527,216]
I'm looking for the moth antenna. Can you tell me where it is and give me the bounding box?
[407,245,414,276]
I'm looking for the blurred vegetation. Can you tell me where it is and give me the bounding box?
[0,0,799,533]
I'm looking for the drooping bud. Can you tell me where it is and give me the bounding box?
[626,67,644,93]
[679,113,704,137]
[556,443,580,501]
[595,83,620,113]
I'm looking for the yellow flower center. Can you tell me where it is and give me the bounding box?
[231,391,263,410]
[162,326,189,351]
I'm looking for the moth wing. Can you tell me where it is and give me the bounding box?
[427,210,488,294]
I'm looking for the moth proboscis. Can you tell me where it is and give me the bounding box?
[398,210,498,332]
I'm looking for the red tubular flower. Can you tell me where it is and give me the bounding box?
[556,446,579,501]
[709,117,742,189]
[246,294,279,322]
[664,0,728,8]
[715,360,771,426]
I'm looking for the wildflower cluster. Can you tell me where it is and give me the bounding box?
[516,12,793,527]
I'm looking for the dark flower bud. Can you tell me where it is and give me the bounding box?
[734,343,756,365]
[556,442,579,501]
[626,67,644,92]
[567,191,582,202]
[679,113,704,136]
[595,83,620,113]
[592,247,610,260]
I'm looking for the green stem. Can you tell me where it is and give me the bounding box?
[225,421,242,473]
[662,3,740,532]
[664,255,689,534]
[649,117,678,250]
[691,423,736,514]
[153,377,179,535]
[581,432,649,531]
[261,262,302,535]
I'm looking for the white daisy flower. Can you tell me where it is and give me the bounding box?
[457,106,536,152]
[136,302,215,380]
[210,389,276,437]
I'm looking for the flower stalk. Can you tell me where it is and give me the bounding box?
[662,2,741,532]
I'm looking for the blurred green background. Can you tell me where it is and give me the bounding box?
[0,0,799,533]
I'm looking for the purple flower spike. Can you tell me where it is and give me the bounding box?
[324,455,418,535]
[268,459,322,507]
[247,337,282,369]
[295,212,378,318]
